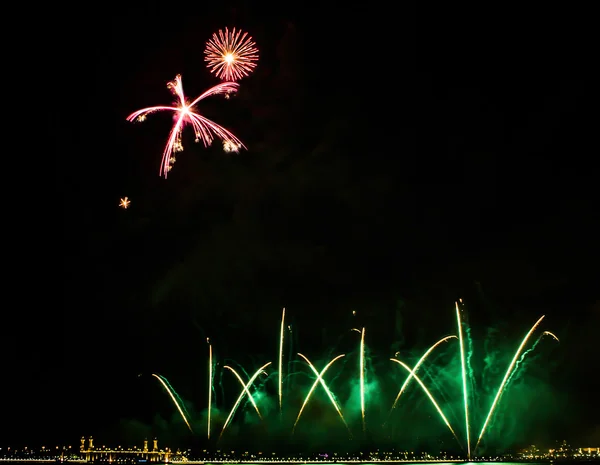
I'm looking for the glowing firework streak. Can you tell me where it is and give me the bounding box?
[475,315,546,452]
[204,27,259,81]
[293,354,349,434]
[360,327,366,432]
[279,308,285,415]
[509,330,560,387]
[151,374,193,433]
[389,335,457,415]
[223,366,263,420]
[390,359,460,446]
[286,324,294,394]
[126,75,245,178]
[456,302,471,459]
[219,362,271,440]
[207,341,212,440]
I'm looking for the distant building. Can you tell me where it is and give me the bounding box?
[79,436,173,462]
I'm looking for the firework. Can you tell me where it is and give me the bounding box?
[388,335,457,417]
[207,339,213,440]
[293,353,349,434]
[204,27,259,81]
[142,305,557,455]
[119,197,130,209]
[126,75,245,178]
[223,140,241,153]
[220,362,271,440]
[475,315,546,451]
[223,366,264,420]
[279,308,285,415]
[151,374,193,433]
[507,330,560,389]
[456,302,471,459]
[359,327,366,432]
[390,358,460,446]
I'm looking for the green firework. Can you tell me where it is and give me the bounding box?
[293,353,349,435]
[279,308,285,416]
[455,302,471,459]
[207,341,213,440]
[475,315,546,452]
[390,358,460,447]
[360,327,366,433]
[224,365,264,420]
[388,335,457,418]
[219,362,272,440]
[151,373,194,433]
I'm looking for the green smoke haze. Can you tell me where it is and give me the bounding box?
[104,303,568,455]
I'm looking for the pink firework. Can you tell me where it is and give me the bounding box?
[204,27,259,81]
[126,75,245,178]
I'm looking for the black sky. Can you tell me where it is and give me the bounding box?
[31,2,599,452]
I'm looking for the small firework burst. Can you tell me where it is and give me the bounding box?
[223,140,241,153]
[204,27,259,81]
[119,197,131,209]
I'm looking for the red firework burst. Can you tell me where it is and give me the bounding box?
[204,27,259,81]
[126,75,245,178]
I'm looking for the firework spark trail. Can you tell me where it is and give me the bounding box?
[207,341,213,440]
[279,308,285,416]
[293,354,349,434]
[543,331,559,342]
[360,327,366,433]
[126,75,245,178]
[388,335,457,417]
[204,27,259,81]
[223,366,264,420]
[154,374,191,419]
[224,360,252,380]
[456,302,471,459]
[504,330,559,395]
[475,315,546,452]
[286,324,294,394]
[151,374,194,433]
[219,362,271,440]
[390,358,461,447]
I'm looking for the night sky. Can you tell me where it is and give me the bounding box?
[22,3,600,453]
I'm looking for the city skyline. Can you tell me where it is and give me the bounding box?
[1,436,599,461]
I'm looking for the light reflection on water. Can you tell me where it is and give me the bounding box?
[204,460,556,465]
[204,461,580,463]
